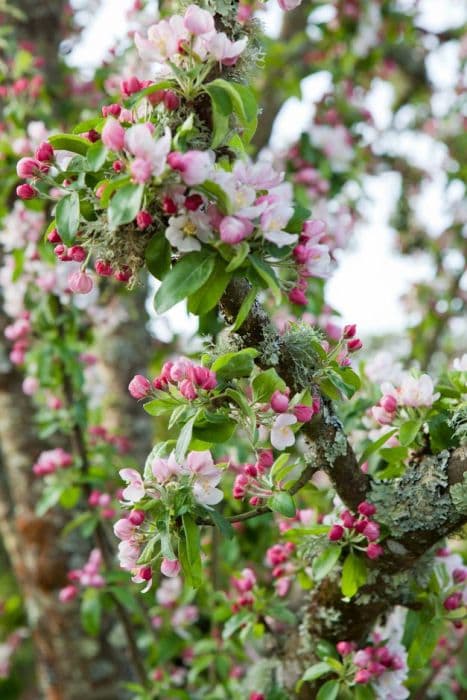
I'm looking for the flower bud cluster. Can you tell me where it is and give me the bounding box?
[58,549,105,603]
[328,501,384,560]
[32,447,73,477]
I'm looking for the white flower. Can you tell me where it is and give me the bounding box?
[453,354,467,371]
[270,414,297,450]
[398,374,439,407]
[119,468,145,503]
[165,212,212,252]
[185,450,223,505]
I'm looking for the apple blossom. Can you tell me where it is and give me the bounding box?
[270,414,297,450]
[68,271,93,294]
[167,150,213,186]
[185,450,223,505]
[101,118,125,150]
[183,5,215,36]
[119,468,145,503]
[161,558,181,578]
[128,374,152,399]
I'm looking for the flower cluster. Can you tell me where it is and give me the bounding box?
[231,567,257,612]
[128,358,217,401]
[265,541,297,597]
[135,5,247,70]
[337,639,409,697]
[58,549,105,602]
[328,501,384,560]
[372,373,440,426]
[435,548,467,618]
[32,447,73,477]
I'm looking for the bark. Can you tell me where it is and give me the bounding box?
[0,357,129,700]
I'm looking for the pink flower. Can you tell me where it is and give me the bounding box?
[167,150,213,186]
[113,518,135,541]
[183,5,215,35]
[118,540,140,570]
[185,450,223,505]
[219,216,253,244]
[119,468,145,503]
[22,377,39,395]
[371,406,394,426]
[128,374,152,399]
[130,157,153,183]
[278,0,302,9]
[125,125,171,177]
[207,32,248,66]
[102,118,125,150]
[151,452,183,484]
[179,379,198,399]
[68,271,93,294]
[161,558,181,578]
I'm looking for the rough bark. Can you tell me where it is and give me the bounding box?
[0,358,129,700]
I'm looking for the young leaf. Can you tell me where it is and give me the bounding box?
[300,662,332,683]
[211,348,258,379]
[49,133,90,155]
[81,588,102,636]
[187,258,231,315]
[86,141,108,171]
[399,419,422,447]
[55,192,80,245]
[316,680,340,700]
[181,514,202,589]
[249,254,282,305]
[341,552,367,598]
[154,251,216,314]
[252,368,287,403]
[358,428,398,466]
[230,284,258,332]
[175,415,196,462]
[312,545,341,582]
[267,492,296,518]
[108,183,144,229]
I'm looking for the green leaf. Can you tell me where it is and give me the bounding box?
[399,419,422,446]
[72,117,105,134]
[204,83,232,148]
[55,192,80,245]
[86,141,108,171]
[225,241,250,272]
[181,514,202,589]
[206,508,234,539]
[301,662,332,683]
[49,133,90,155]
[211,348,258,379]
[222,610,252,640]
[230,284,258,332]
[355,685,376,700]
[252,368,286,403]
[408,618,443,668]
[59,486,81,509]
[154,251,216,313]
[341,552,367,598]
[145,234,172,280]
[312,545,341,582]
[175,415,196,462]
[196,180,232,215]
[326,369,357,400]
[380,446,408,463]
[204,80,258,144]
[81,588,101,636]
[225,388,255,422]
[143,394,179,416]
[108,183,144,229]
[36,484,64,516]
[267,492,296,518]
[358,429,398,466]
[249,254,282,304]
[193,413,236,444]
[316,680,339,700]
[285,204,311,233]
[187,257,231,315]
[270,454,291,482]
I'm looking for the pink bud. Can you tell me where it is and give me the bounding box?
[289,287,307,305]
[347,338,363,353]
[302,219,325,240]
[95,259,113,276]
[139,566,152,581]
[68,245,87,263]
[68,271,93,294]
[136,210,153,229]
[244,463,258,477]
[163,91,180,111]
[380,394,397,413]
[185,194,203,211]
[179,379,198,400]
[47,228,61,243]
[219,216,253,244]
[336,641,354,656]
[343,324,357,339]
[35,141,54,162]
[354,669,372,684]
[328,524,344,541]
[160,558,181,578]
[258,450,274,468]
[366,543,384,560]
[354,519,368,534]
[130,157,153,183]
[162,196,177,214]
[362,521,380,541]
[16,157,41,178]
[249,693,265,700]
[358,501,376,517]
[120,76,142,97]
[128,374,151,399]
[293,404,314,422]
[102,103,121,118]
[453,568,467,584]
[129,509,145,526]
[59,585,78,603]
[270,390,289,413]
[341,510,355,528]
[102,118,125,150]
[22,377,39,395]
[16,183,37,199]
[443,592,462,611]
[113,159,124,172]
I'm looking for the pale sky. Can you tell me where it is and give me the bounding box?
[68,0,466,339]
